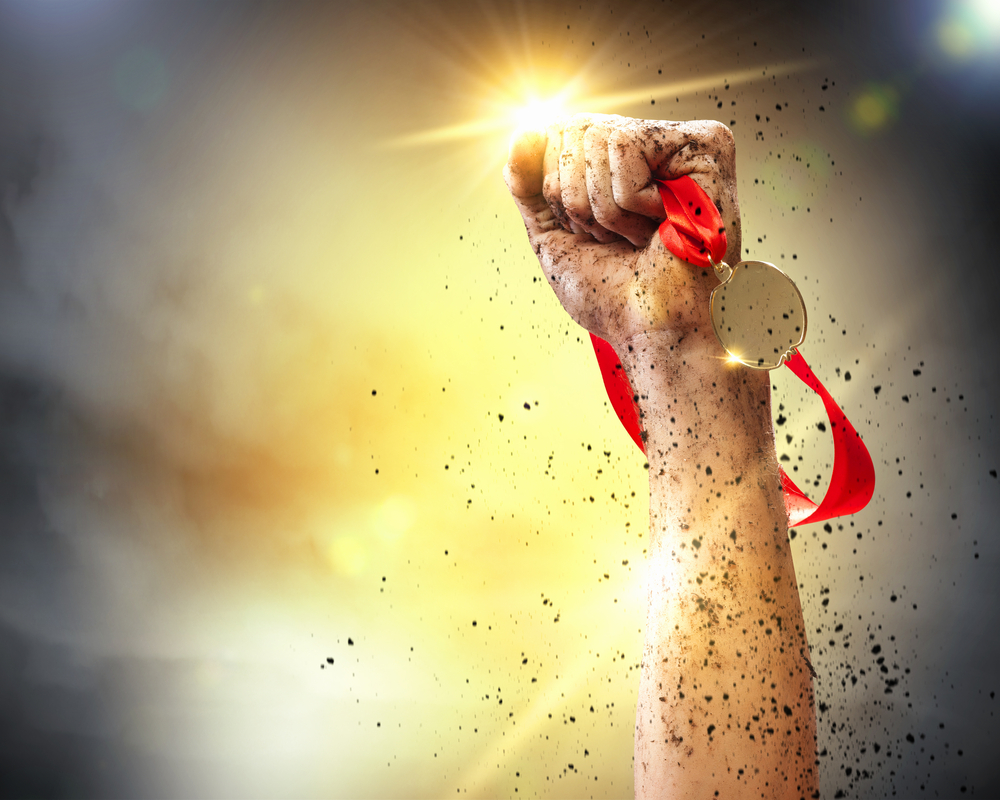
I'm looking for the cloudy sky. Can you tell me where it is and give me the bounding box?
[1,0,999,797]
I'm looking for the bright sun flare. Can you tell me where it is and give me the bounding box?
[512,97,566,130]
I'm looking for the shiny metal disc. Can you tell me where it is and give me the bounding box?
[709,260,807,370]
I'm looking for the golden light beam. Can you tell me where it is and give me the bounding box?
[582,60,820,113]
[455,581,647,793]
[382,59,820,149]
[454,642,604,792]
[385,115,521,148]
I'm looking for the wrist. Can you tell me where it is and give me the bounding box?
[617,328,784,549]
[619,328,776,462]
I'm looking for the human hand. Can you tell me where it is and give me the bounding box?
[504,113,741,350]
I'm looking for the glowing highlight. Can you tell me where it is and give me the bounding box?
[384,60,821,148]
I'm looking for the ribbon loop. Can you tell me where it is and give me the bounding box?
[656,176,727,268]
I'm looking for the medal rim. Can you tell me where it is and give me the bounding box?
[709,259,809,371]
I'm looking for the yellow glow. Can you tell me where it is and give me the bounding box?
[326,535,367,576]
[383,60,821,148]
[727,352,743,364]
[371,495,416,542]
[513,97,565,131]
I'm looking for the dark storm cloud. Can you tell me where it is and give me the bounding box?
[0,5,264,796]
[0,19,113,796]
[0,365,150,797]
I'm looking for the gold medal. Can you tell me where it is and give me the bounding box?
[708,257,807,370]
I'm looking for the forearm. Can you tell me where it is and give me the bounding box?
[504,112,817,798]
[621,330,818,799]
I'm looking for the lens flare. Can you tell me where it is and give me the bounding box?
[934,0,1000,61]
[970,0,1000,32]
[937,16,978,59]
[848,84,899,135]
[383,61,820,149]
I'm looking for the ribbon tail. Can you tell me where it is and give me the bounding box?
[779,467,819,526]
[783,350,876,525]
[590,333,646,455]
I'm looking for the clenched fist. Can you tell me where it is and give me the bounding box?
[504,114,741,348]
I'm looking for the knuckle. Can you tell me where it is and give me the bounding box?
[583,124,604,150]
[561,171,588,203]
[607,127,626,148]
[698,120,735,155]
[560,172,588,204]
[563,195,591,223]
[712,122,736,154]
[589,197,618,228]
[542,172,561,203]
[611,171,641,209]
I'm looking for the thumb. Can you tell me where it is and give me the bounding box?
[503,127,576,250]
[504,126,546,198]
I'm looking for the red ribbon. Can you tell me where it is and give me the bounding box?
[590,175,875,527]
[654,178,727,268]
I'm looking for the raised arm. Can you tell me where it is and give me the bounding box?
[505,114,817,799]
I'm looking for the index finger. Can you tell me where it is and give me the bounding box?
[608,120,691,219]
